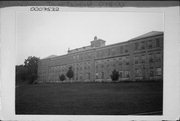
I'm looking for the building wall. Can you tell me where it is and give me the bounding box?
[38,32,163,83]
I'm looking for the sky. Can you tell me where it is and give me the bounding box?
[16,10,163,65]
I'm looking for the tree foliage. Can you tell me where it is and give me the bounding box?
[24,56,39,73]
[16,65,28,82]
[110,69,119,81]
[66,66,74,80]
[59,74,66,81]
[24,56,40,83]
[16,56,40,84]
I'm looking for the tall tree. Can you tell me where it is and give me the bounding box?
[24,56,40,83]
[59,74,66,81]
[110,69,119,81]
[66,66,74,80]
[16,65,28,83]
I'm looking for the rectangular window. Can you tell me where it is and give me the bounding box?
[150,70,154,77]
[119,71,123,78]
[156,53,161,62]
[156,38,160,47]
[96,51,99,58]
[119,60,122,65]
[148,40,153,49]
[73,55,76,60]
[101,50,105,57]
[101,64,104,68]
[141,41,145,49]
[96,65,98,70]
[120,46,123,53]
[125,71,130,78]
[98,51,102,58]
[135,56,138,64]
[125,45,128,53]
[141,55,145,63]
[135,43,139,50]
[107,49,110,56]
[88,73,90,79]
[80,74,82,80]
[111,48,116,55]
[156,68,162,76]
[101,72,104,79]
[135,69,142,77]
[76,73,78,80]
[149,54,153,63]
[76,55,79,60]
[96,72,99,79]
[126,57,129,65]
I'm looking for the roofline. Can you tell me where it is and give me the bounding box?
[40,32,164,60]
[90,39,106,43]
[129,32,164,42]
[40,40,130,60]
[40,53,69,61]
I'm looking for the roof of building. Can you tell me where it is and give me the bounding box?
[41,31,163,60]
[129,31,163,41]
[43,55,57,59]
[68,45,92,53]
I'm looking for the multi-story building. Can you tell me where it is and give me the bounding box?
[37,31,163,83]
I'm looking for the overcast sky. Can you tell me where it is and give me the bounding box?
[16,10,163,65]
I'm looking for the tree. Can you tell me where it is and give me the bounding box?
[110,69,119,81]
[16,65,28,84]
[66,66,74,80]
[15,56,40,85]
[24,56,40,83]
[59,74,66,81]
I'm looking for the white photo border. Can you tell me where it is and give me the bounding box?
[1,5,180,120]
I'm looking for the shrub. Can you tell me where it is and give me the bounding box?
[59,74,66,81]
[110,69,119,81]
[66,66,74,80]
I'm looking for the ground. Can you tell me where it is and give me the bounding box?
[16,81,163,115]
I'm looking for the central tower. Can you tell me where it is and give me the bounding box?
[90,36,106,48]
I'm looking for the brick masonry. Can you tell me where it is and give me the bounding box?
[37,31,163,83]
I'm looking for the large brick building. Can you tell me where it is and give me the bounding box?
[37,31,163,83]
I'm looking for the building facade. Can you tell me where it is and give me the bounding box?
[37,31,163,83]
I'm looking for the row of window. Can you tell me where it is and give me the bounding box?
[95,67,162,80]
[73,52,93,61]
[47,53,161,75]
[75,72,91,80]
[95,71,130,79]
[95,62,129,71]
[134,38,162,51]
[47,67,162,81]
[43,66,162,81]
[95,56,130,68]
[148,53,161,63]
[72,45,129,61]
[71,37,162,62]
[96,45,129,58]
[135,67,162,77]
[48,61,92,74]
[134,55,146,64]
[134,52,161,64]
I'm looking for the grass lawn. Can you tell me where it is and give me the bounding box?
[16,81,163,115]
